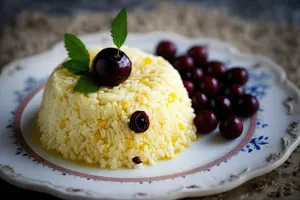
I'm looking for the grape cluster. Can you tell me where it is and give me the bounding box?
[156,41,259,140]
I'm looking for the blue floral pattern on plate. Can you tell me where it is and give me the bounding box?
[245,71,271,99]
[6,69,272,178]
[240,136,269,153]
[6,76,45,132]
[202,69,271,171]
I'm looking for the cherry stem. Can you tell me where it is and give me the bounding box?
[114,49,121,60]
[117,48,120,58]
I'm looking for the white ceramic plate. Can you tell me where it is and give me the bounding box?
[0,31,300,200]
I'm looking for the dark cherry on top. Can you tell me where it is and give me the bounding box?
[92,48,132,87]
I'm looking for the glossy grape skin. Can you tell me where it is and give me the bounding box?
[225,67,249,85]
[194,110,218,134]
[183,80,195,95]
[209,96,232,119]
[219,114,244,140]
[174,55,194,71]
[187,45,208,67]
[192,92,209,111]
[197,76,219,97]
[221,84,245,100]
[205,61,227,79]
[180,68,203,82]
[156,41,177,62]
[235,94,259,117]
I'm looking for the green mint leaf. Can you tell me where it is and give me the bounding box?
[62,60,89,74]
[111,8,127,49]
[73,74,100,94]
[64,33,90,67]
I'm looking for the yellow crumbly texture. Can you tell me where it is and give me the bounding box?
[37,46,197,169]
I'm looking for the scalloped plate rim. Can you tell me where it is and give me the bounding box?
[0,31,300,200]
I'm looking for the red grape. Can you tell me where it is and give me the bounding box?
[219,114,244,139]
[194,110,218,134]
[187,45,208,67]
[210,96,232,119]
[205,61,227,79]
[156,41,177,62]
[235,94,259,117]
[221,84,245,100]
[180,68,203,82]
[192,92,209,111]
[174,56,194,71]
[197,76,219,97]
[225,67,249,85]
[183,80,194,95]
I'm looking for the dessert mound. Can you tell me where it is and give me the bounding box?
[37,46,197,169]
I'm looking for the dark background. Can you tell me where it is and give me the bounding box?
[1,0,300,198]
[0,0,300,28]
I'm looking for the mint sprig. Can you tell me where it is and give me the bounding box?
[73,74,100,94]
[62,33,99,94]
[62,33,90,74]
[62,60,88,74]
[64,33,90,66]
[61,7,129,94]
[111,8,127,57]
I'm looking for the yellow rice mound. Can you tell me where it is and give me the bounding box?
[37,46,197,169]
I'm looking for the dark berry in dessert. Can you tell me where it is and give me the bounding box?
[235,94,259,117]
[180,68,203,81]
[183,80,194,95]
[225,67,248,85]
[132,156,142,164]
[187,45,208,67]
[92,48,132,87]
[205,61,227,80]
[197,76,219,97]
[219,114,243,140]
[209,96,232,119]
[192,92,208,111]
[221,84,244,100]
[194,110,218,134]
[129,111,150,133]
[156,40,177,62]
[174,56,194,71]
